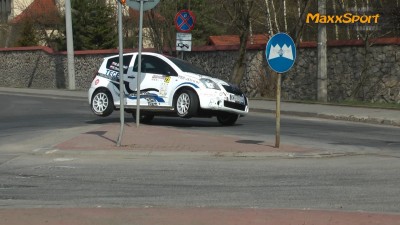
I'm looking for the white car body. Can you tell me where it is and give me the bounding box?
[88,52,249,125]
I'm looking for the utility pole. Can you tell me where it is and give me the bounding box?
[117,1,125,146]
[65,0,76,90]
[317,0,327,102]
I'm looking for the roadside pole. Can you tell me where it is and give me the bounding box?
[117,1,125,146]
[265,33,296,149]
[317,0,328,102]
[125,0,160,128]
[65,0,75,90]
[275,74,281,148]
[135,0,144,128]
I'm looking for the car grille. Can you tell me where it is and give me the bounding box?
[224,101,246,111]
[222,85,243,95]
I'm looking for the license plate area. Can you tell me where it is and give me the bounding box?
[230,94,245,104]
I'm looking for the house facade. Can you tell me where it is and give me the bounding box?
[2,0,115,22]
[1,0,156,48]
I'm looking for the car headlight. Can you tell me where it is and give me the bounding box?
[200,78,220,90]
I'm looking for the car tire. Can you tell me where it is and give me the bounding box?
[175,89,199,118]
[91,89,114,117]
[217,113,239,126]
[133,114,155,124]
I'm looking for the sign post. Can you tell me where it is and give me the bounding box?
[126,0,160,128]
[176,33,192,52]
[117,0,125,146]
[174,9,195,59]
[265,33,296,148]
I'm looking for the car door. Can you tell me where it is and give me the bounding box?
[103,54,134,106]
[129,54,178,107]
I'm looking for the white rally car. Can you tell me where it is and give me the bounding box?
[88,52,249,125]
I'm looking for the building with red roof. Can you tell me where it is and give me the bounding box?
[10,0,61,25]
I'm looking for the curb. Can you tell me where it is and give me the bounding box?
[252,108,400,127]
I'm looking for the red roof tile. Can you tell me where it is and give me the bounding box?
[208,34,269,46]
[10,0,61,25]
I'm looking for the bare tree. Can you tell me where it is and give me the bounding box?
[283,0,287,32]
[332,0,339,40]
[270,0,280,31]
[219,0,256,85]
[289,0,313,46]
[264,0,273,35]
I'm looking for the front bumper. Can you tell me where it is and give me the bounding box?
[198,89,249,115]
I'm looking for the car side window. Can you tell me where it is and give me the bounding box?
[133,55,177,76]
[106,55,133,74]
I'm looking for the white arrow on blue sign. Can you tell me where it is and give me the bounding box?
[265,33,296,74]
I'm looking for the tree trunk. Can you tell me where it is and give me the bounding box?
[265,0,273,35]
[290,0,312,46]
[354,0,360,39]
[344,0,351,39]
[333,0,339,40]
[350,39,371,100]
[228,0,254,86]
[283,0,287,32]
[271,0,280,31]
[230,28,249,85]
[297,0,302,42]
[146,10,164,53]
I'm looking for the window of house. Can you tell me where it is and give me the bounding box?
[0,0,12,23]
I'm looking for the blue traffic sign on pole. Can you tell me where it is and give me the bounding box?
[265,33,296,74]
[175,9,196,33]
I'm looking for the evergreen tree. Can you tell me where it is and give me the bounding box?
[17,22,39,47]
[71,0,117,50]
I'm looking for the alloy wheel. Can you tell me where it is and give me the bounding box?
[92,92,109,113]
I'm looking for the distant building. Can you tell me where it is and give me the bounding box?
[10,0,60,25]
[1,0,156,48]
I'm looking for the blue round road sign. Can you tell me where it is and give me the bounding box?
[175,10,196,33]
[265,33,296,73]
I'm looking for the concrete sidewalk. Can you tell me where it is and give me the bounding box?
[1,208,400,225]
[1,87,399,126]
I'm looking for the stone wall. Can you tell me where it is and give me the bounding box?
[1,39,400,103]
[281,40,400,103]
[0,47,110,90]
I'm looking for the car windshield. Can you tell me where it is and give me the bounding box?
[167,56,208,75]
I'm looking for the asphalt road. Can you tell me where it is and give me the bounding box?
[0,93,400,213]
[1,93,400,154]
[1,153,400,213]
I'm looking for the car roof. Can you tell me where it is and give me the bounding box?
[103,52,169,60]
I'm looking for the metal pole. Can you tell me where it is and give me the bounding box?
[318,0,327,102]
[136,0,145,128]
[275,73,281,148]
[117,1,125,147]
[65,0,75,90]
